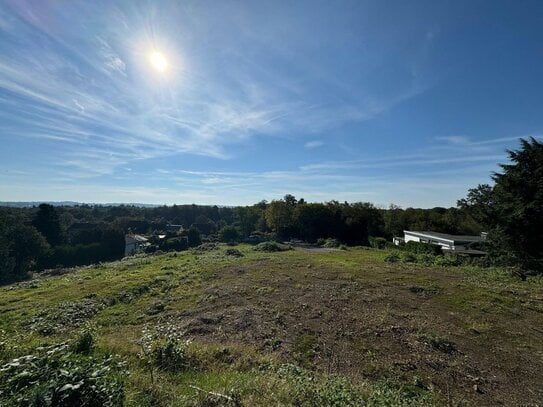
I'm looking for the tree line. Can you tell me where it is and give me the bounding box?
[1,137,540,283]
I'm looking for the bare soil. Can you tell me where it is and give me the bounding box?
[165,252,543,406]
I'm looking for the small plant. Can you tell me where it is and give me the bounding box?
[139,326,194,376]
[72,324,95,355]
[419,333,456,354]
[293,333,318,368]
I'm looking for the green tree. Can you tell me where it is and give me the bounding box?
[186,227,202,247]
[265,200,296,240]
[219,225,240,243]
[32,203,65,246]
[5,224,49,281]
[459,138,543,272]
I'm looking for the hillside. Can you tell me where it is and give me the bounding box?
[1,245,542,406]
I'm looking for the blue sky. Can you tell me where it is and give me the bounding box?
[1,0,542,207]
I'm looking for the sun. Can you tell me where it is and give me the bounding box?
[149,51,168,73]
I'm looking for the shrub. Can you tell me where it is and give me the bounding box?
[192,243,218,254]
[384,241,398,250]
[322,238,340,248]
[368,237,387,249]
[253,242,291,252]
[405,241,442,256]
[416,253,436,266]
[218,225,239,243]
[72,326,95,355]
[0,344,125,407]
[384,253,400,263]
[140,328,193,373]
[225,248,244,257]
[433,255,461,267]
[161,237,188,252]
[400,252,417,263]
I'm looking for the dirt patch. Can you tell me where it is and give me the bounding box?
[166,255,543,406]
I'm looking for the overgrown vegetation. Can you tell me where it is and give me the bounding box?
[0,343,126,407]
[0,245,541,405]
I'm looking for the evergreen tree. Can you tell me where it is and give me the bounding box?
[32,203,65,246]
[459,138,543,272]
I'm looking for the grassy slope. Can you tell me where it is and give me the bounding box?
[0,245,542,406]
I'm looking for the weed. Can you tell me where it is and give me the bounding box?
[72,324,95,355]
[419,333,457,354]
[293,334,318,368]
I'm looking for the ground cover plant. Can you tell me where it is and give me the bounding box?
[0,244,542,405]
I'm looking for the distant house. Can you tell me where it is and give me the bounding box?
[397,230,487,255]
[125,234,149,256]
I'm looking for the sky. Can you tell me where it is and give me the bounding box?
[0,0,542,207]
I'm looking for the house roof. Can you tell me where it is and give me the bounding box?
[404,230,483,244]
[125,234,148,243]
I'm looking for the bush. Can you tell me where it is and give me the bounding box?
[384,252,401,263]
[405,241,442,256]
[368,237,387,249]
[140,328,193,373]
[161,237,188,252]
[433,255,462,267]
[322,238,340,248]
[384,241,398,250]
[72,326,95,355]
[225,248,244,257]
[219,225,239,243]
[400,252,417,263]
[416,253,436,266]
[0,344,125,407]
[253,242,291,252]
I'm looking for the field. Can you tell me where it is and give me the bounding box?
[1,244,542,406]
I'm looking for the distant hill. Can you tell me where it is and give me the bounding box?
[0,201,161,208]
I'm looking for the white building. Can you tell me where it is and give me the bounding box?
[124,234,149,256]
[399,230,486,255]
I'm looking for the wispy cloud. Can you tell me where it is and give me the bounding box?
[0,1,434,179]
[304,140,323,149]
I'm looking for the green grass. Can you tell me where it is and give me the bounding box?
[1,244,542,405]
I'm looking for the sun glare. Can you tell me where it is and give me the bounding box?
[149,51,168,72]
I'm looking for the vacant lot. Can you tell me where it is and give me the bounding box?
[1,245,542,406]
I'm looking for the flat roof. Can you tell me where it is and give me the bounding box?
[404,230,483,243]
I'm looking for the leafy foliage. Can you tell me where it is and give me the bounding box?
[139,326,194,373]
[404,241,442,256]
[218,225,240,243]
[253,241,291,252]
[0,344,126,407]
